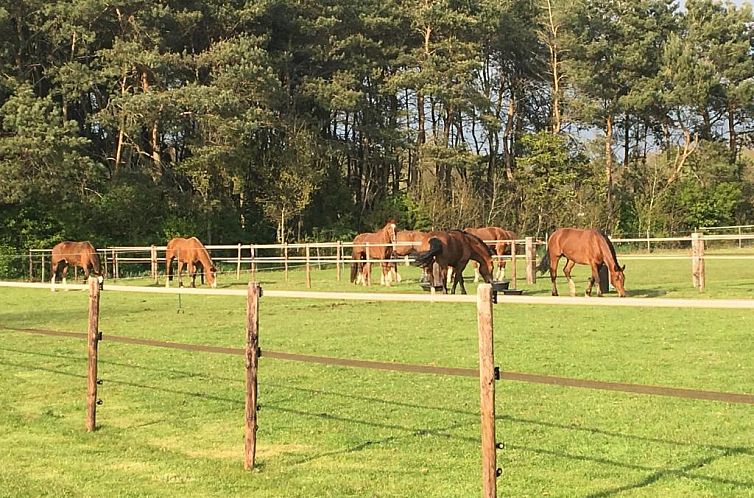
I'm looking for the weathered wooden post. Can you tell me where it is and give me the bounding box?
[28,250,33,281]
[509,240,517,289]
[316,246,322,270]
[244,282,260,470]
[477,283,498,498]
[151,245,158,284]
[284,243,289,283]
[305,244,311,289]
[236,243,242,280]
[692,232,705,292]
[525,237,535,284]
[336,241,342,281]
[86,277,102,432]
[113,249,119,281]
[41,254,46,283]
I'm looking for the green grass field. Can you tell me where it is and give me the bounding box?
[1,254,753,497]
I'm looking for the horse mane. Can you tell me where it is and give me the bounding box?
[191,237,215,267]
[598,231,621,272]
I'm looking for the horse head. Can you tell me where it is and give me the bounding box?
[208,265,218,288]
[385,220,398,251]
[463,231,494,283]
[610,264,626,297]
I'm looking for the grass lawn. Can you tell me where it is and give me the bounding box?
[1,252,753,497]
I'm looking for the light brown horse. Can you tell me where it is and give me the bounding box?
[412,230,494,294]
[537,228,626,297]
[389,230,432,283]
[50,241,103,291]
[350,220,398,286]
[465,226,516,281]
[165,237,217,288]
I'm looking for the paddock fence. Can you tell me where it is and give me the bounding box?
[22,231,754,292]
[2,280,754,496]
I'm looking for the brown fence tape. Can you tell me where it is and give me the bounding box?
[1,325,752,405]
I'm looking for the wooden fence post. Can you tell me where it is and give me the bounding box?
[236,243,242,280]
[244,282,261,470]
[113,250,119,281]
[151,245,158,284]
[525,237,535,284]
[284,243,289,283]
[336,241,342,282]
[316,246,322,270]
[305,245,311,289]
[28,250,33,281]
[86,277,101,432]
[509,240,517,289]
[692,232,705,292]
[41,254,46,284]
[477,283,498,498]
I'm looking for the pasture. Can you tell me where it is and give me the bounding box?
[1,254,753,497]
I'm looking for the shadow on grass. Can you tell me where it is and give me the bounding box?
[2,354,753,493]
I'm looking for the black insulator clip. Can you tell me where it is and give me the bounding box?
[96,399,103,405]
[95,331,103,341]
[257,347,262,357]
[496,442,504,450]
[491,290,498,304]
[496,468,502,478]
[96,379,103,385]
[256,404,261,411]
[258,286,263,297]
[494,366,500,381]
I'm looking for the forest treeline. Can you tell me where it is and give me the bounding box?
[1,0,753,263]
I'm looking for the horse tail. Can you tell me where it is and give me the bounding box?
[166,246,174,281]
[90,250,102,275]
[537,250,550,275]
[412,237,443,268]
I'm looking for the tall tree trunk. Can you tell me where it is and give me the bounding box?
[728,104,738,164]
[605,113,614,220]
[545,0,562,134]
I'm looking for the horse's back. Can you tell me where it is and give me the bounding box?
[549,228,603,262]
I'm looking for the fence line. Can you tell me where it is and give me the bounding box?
[3,281,754,309]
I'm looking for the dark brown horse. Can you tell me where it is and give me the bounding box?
[165,237,217,288]
[412,230,494,294]
[465,226,516,281]
[537,228,626,297]
[50,241,103,291]
[350,220,398,286]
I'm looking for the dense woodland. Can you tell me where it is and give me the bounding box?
[1,0,754,266]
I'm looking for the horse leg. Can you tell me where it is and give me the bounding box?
[61,264,69,290]
[563,259,577,297]
[51,260,59,292]
[189,262,197,288]
[177,261,184,287]
[587,263,601,297]
[472,261,480,283]
[549,255,559,296]
[380,262,388,286]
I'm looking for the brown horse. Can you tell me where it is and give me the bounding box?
[50,241,103,291]
[390,230,432,283]
[350,220,398,286]
[537,228,626,297]
[412,230,494,294]
[165,237,217,288]
[465,227,516,281]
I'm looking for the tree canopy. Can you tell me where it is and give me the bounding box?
[1,0,753,258]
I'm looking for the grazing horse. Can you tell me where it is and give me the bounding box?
[412,230,494,294]
[465,227,517,281]
[350,220,398,286]
[165,237,217,288]
[50,241,104,291]
[537,228,626,297]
